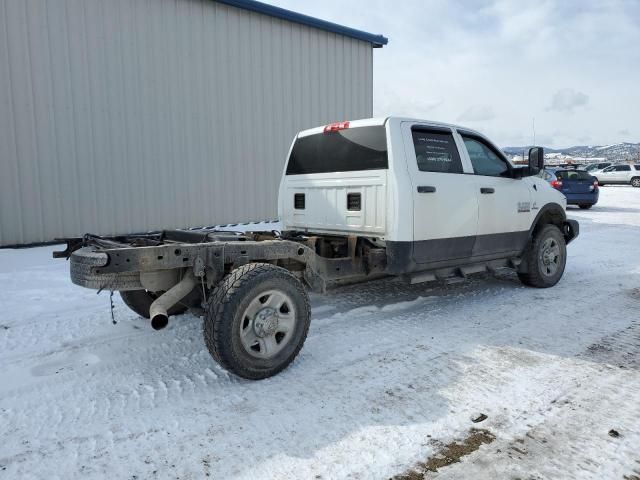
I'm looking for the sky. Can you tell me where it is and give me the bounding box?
[266,0,640,148]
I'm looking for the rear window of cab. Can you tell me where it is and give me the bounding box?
[286,126,388,175]
[556,170,594,181]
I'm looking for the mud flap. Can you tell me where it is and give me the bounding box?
[563,220,580,244]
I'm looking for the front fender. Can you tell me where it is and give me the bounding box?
[528,202,578,245]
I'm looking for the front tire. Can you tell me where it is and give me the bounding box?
[203,263,311,380]
[631,177,640,188]
[579,204,592,209]
[518,224,567,288]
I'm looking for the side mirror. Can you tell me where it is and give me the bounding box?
[528,147,544,175]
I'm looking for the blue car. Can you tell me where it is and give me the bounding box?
[539,168,599,209]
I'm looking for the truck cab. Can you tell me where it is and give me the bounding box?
[279,117,570,276]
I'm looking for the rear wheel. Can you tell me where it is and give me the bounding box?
[518,224,567,288]
[203,263,311,380]
[120,290,188,319]
[631,177,640,188]
[579,204,592,209]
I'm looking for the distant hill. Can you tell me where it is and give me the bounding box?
[503,143,640,162]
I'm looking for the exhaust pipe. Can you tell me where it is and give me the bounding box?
[149,271,197,330]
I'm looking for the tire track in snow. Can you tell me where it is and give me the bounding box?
[1,286,472,470]
[580,288,640,370]
[2,203,640,480]
[428,354,640,480]
[2,266,634,449]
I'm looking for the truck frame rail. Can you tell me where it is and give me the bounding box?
[55,230,388,295]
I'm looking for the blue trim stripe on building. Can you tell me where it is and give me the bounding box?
[215,0,388,47]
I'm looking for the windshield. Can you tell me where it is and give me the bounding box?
[286,126,388,175]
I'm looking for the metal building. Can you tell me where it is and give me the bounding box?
[0,0,387,246]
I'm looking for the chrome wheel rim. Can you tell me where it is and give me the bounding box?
[632,178,640,187]
[239,290,297,359]
[538,237,561,277]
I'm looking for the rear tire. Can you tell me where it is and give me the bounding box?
[579,204,592,209]
[120,290,189,319]
[518,224,567,288]
[631,177,640,188]
[203,263,311,380]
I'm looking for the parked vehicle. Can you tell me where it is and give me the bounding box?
[557,164,581,170]
[593,164,640,187]
[585,162,612,173]
[554,169,599,209]
[54,117,579,379]
[538,168,561,187]
[540,168,599,208]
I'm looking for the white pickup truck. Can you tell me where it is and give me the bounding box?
[56,117,579,379]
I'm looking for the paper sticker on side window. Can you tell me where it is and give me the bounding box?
[412,129,463,174]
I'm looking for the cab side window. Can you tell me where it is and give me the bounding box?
[461,135,510,177]
[411,129,463,174]
[614,165,631,171]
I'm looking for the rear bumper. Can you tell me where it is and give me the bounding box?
[565,191,599,205]
[563,219,580,244]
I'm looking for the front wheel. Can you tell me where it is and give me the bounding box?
[203,263,311,380]
[579,204,592,209]
[518,224,567,288]
[631,177,640,188]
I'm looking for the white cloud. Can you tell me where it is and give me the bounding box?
[457,105,496,122]
[375,90,442,119]
[547,89,589,113]
[266,0,640,147]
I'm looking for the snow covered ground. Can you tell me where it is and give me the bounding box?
[1,187,639,480]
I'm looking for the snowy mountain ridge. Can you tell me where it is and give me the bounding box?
[503,142,640,162]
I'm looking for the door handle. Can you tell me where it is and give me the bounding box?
[417,186,436,193]
[480,187,495,194]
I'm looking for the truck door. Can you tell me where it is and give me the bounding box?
[457,132,532,257]
[401,123,479,265]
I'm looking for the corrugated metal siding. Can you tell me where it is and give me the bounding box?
[0,0,373,246]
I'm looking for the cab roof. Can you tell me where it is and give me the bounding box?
[296,117,485,138]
